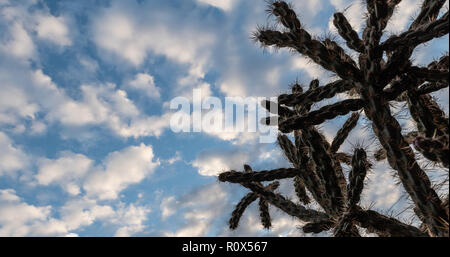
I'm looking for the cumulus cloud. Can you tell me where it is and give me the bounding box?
[92,0,215,78]
[0,189,68,236]
[126,73,161,100]
[83,143,159,200]
[33,143,160,201]
[160,196,176,220]
[196,0,238,11]
[1,22,35,59]
[112,203,150,236]
[36,152,93,195]
[12,69,172,139]
[36,15,71,46]
[0,132,28,176]
[163,184,229,237]
[191,149,251,176]
[58,197,150,236]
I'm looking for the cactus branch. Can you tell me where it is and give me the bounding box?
[333,12,364,52]
[330,112,360,153]
[278,99,365,133]
[382,11,449,51]
[278,80,355,107]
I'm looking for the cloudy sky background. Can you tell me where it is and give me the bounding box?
[0,0,448,236]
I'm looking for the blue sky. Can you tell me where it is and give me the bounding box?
[0,0,448,236]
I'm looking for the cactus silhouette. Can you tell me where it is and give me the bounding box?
[218,0,449,237]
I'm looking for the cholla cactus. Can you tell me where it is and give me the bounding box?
[218,0,449,237]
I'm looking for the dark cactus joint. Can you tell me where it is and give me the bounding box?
[217,0,449,237]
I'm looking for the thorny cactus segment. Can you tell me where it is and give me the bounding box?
[330,112,360,153]
[347,149,370,209]
[334,212,361,237]
[373,131,421,161]
[414,136,449,168]
[381,11,449,51]
[294,176,310,205]
[277,99,365,133]
[218,0,449,237]
[278,80,354,107]
[259,198,272,229]
[229,192,258,230]
[410,0,447,30]
[333,12,364,53]
[219,168,299,183]
[407,92,449,138]
[302,220,335,234]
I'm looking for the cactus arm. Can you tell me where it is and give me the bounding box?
[229,192,259,230]
[353,208,429,237]
[333,12,364,53]
[407,66,449,83]
[299,129,346,216]
[277,134,299,166]
[276,135,312,205]
[347,149,371,209]
[294,131,331,212]
[382,74,420,101]
[373,131,421,161]
[334,213,361,237]
[277,99,365,133]
[302,219,335,234]
[381,11,449,52]
[410,0,447,30]
[416,82,449,95]
[243,182,329,222]
[358,80,448,236]
[323,38,358,68]
[259,2,363,82]
[413,135,449,168]
[382,11,448,85]
[334,152,352,165]
[330,112,360,153]
[278,80,355,107]
[261,99,295,117]
[218,168,299,183]
[258,198,272,229]
[334,148,370,237]
[407,91,449,138]
[293,176,311,205]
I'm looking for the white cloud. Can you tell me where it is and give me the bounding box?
[160,196,176,220]
[92,2,215,79]
[291,56,327,80]
[30,69,171,138]
[29,120,46,135]
[0,84,38,125]
[163,184,229,237]
[36,15,71,46]
[0,132,28,176]
[34,143,159,201]
[112,203,150,237]
[59,198,150,236]
[1,22,35,59]
[196,0,237,11]
[83,143,159,200]
[0,189,69,236]
[59,197,115,231]
[192,149,251,176]
[126,73,161,100]
[386,0,421,33]
[36,152,93,195]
